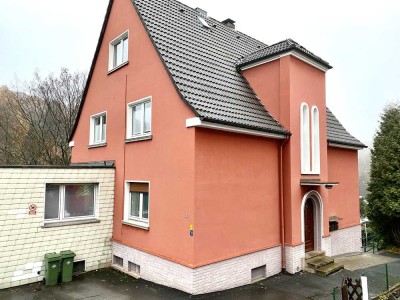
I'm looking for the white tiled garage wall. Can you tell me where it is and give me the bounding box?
[0,167,115,289]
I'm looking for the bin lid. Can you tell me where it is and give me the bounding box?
[44,253,61,261]
[60,250,76,258]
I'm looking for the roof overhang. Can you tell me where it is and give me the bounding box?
[300,179,339,189]
[239,50,331,73]
[328,142,366,150]
[186,117,287,140]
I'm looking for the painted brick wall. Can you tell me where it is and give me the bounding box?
[0,167,115,289]
[113,242,281,295]
[285,244,305,274]
[322,236,332,256]
[330,225,362,256]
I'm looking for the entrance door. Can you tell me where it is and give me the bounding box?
[304,198,314,252]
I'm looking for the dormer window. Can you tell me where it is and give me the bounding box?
[300,103,320,174]
[109,31,129,72]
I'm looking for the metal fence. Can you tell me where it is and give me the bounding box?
[332,261,400,299]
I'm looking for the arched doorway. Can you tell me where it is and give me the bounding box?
[301,191,323,253]
[304,198,314,252]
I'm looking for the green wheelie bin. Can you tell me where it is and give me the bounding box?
[44,253,61,286]
[60,250,76,283]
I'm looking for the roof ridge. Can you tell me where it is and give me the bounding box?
[237,38,332,69]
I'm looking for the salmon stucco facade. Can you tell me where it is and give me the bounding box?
[69,0,366,294]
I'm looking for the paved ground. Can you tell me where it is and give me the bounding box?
[0,252,399,300]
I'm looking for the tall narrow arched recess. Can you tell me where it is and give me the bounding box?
[311,106,320,174]
[300,103,310,174]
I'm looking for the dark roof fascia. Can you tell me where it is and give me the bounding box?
[201,117,291,137]
[237,47,332,71]
[130,0,200,119]
[69,0,114,142]
[328,139,367,150]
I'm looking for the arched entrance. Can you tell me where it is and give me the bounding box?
[301,191,323,252]
[304,198,315,252]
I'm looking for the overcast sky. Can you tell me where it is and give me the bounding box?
[1,0,400,145]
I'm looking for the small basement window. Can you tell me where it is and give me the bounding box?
[251,265,266,283]
[113,255,123,267]
[329,221,339,232]
[73,260,86,274]
[128,261,140,275]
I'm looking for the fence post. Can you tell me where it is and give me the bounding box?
[361,276,368,300]
[385,264,389,291]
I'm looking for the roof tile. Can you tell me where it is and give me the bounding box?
[133,0,289,135]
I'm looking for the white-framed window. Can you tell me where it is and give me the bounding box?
[124,181,150,228]
[300,103,320,175]
[300,103,310,174]
[44,184,97,222]
[311,106,320,173]
[109,31,129,71]
[89,112,107,145]
[126,97,152,139]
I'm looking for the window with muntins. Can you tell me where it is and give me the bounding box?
[90,113,106,145]
[109,31,128,71]
[127,97,152,139]
[45,184,96,222]
[124,182,150,228]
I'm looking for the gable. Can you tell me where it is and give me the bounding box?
[131,0,289,136]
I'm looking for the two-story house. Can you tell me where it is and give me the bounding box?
[69,0,366,294]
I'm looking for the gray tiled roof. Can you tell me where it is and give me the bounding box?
[326,108,366,148]
[132,0,289,135]
[237,39,332,70]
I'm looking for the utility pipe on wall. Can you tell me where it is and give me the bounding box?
[279,137,289,271]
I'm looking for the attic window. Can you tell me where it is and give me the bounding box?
[198,17,210,29]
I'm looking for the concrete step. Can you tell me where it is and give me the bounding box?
[303,266,316,274]
[306,255,334,269]
[316,262,344,277]
[305,251,325,260]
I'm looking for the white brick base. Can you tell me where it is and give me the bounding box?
[0,167,115,290]
[322,236,332,256]
[285,244,304,274]
[112,242,282,295]
[330,225,362,256]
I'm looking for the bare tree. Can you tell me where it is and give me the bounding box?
[0,69,87,165]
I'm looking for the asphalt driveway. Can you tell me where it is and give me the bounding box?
[1,252,399,300]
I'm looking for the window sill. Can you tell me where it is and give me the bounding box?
[122,220,149,230]
[107,61,129,75]
[126,135,152,144]
[88,143,107,149]
[41,218,100,228]
[301,171,320,176]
